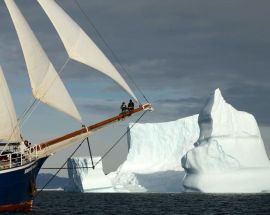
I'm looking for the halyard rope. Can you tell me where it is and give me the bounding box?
[73,0,150,104]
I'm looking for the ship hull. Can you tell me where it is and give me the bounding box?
[0,157,47,212]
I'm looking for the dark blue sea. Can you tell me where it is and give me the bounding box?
[4,192,270,215]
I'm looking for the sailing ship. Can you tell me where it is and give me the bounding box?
[0,0,151,212]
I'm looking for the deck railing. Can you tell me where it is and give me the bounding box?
[0,145,41,170]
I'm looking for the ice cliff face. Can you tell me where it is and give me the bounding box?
[181,89,270,193]
[110,115,199,192]
[65,157,114,192]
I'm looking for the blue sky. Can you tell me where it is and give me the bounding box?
[1,0,270,176]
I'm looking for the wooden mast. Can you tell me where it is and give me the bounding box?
[35,103,152,153]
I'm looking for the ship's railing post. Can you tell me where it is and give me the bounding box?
[35,145,37,158]
[29,148,31,162]
[9,154,11,168]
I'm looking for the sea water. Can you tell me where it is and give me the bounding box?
[5,192,270,215]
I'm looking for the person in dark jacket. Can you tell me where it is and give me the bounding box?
[128,99,135,111]
[120,102,127,113]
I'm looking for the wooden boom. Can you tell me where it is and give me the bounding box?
[35,103,152,154]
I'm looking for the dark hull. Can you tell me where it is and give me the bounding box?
[0,157,47,212]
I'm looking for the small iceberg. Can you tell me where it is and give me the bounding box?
[65,157,115,192]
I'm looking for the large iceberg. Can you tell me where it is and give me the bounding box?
[64,113,199,193]
[110,115,199,192]
[65,157,114,192]
[181,89,270,193]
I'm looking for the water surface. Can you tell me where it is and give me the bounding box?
[5,192,270,215]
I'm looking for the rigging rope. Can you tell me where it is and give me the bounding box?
[41,167,93,170]
[86,137,95,169]
[17,98,37,127]
[38,110,148,194]
[73,0,150,104]
[34,137,87,199]
[93,110,147,167]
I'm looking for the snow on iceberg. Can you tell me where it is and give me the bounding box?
[181,88,270,193]
[110,115,200,192]
[65,157,114,192]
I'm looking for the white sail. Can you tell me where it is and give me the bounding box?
[4,0,82,122]
[0,66,21,142]
[37,0,138,102]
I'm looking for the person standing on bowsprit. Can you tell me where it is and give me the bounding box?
[128,99,135,112]
[120,102,127,114]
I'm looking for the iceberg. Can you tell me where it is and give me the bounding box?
[65,157,115,192]
[110,115,199,192]
[181,89,270,193]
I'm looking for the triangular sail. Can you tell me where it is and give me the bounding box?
[5,0,82,122]
[37,0,138,102]
[0,66,21,142]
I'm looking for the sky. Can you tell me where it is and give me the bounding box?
[1,0,270,176]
